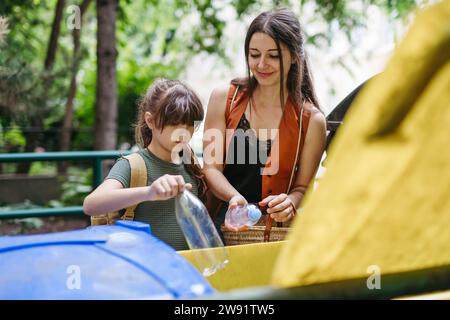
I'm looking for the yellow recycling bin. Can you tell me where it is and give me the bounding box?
[178,241,286,292]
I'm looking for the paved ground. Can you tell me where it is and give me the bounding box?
[0,216,90,236]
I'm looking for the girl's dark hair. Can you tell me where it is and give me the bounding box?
[233,8,321,111]
[134,78,207,198]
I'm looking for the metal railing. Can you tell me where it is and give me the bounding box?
[0,150,132,219]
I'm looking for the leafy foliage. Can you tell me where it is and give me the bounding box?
[0,0,422,154]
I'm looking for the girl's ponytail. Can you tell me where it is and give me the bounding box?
[134,95,153,148]
[185,147,207,202]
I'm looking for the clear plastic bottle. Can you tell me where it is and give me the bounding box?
[175,190,229,277]
[225,204,262,228]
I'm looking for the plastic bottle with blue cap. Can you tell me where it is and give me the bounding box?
[225,204,262,228]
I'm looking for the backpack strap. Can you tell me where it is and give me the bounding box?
[90,211,120,226]
[121,153,148,220]
[90,152,148,226]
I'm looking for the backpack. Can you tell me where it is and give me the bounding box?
[90,153,147,226]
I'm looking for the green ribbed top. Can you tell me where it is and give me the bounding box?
[105,148,199,251]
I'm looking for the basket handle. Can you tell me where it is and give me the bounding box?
[263,107,304,242]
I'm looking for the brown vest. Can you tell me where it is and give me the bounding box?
[225,83,311,199]
[223,83,312,239]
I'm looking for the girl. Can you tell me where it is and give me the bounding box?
[84,79,206,250]
[203,9,327,237]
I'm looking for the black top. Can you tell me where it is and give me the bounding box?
[223,113,273,203]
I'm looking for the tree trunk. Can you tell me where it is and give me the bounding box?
[16,127,39,174]
[59,0,92,174]
[95,0,118,152]
[17,0,65,174]
[44,0,66,71]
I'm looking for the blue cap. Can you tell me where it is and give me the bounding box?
[248,205,262,221]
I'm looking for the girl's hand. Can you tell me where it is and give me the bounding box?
[259,193,296,223]
[148,174,192,201]
[228,194,248,210]
[223,194,248,232]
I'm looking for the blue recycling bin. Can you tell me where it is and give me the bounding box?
[0,220,214,299]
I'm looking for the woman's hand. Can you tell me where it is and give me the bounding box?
[223,194,248,232]
[259,193,296,223]
[148,174,192,201]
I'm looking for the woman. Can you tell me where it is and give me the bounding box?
[203,8,327,239]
